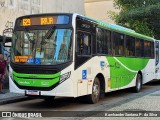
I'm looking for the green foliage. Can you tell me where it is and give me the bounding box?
[110,0,160,39]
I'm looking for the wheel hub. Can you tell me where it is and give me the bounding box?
[93,84,99,97]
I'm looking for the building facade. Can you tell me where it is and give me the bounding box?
[85,0,118,23]
[0,0,84,36]
[0,0,117,36]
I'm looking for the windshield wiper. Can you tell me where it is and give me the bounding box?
[40,26,56,53]
[41,26,56,45]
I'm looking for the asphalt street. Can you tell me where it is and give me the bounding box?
[0,80,160,120]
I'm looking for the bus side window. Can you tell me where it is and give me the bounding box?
[96,28,103,54]
[96,28,111,55]
[151,42,154,59]
[126,35,135,57]
[113,32,124,56]
[144,40,151,58]
[106,31,111,55]
[135,38,144,57]
[77,32,91,55]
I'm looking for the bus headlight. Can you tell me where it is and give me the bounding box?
[60,72,71,83]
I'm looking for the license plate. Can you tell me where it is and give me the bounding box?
[26,90,39,95]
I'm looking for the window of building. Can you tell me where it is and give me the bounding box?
[9,0,13,6]
[77,32,91,55]
[31,7,40,14]
[96,28,111,55]
[32,0,40,5]
[8,0,16,8]
[20,3,28,10]
[126,35,135,57]
[113,32,124,56]
[135,38,144,57]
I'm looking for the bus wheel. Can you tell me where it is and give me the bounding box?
[87,77,100,104]
[133,73,142,92]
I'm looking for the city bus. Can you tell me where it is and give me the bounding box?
[9,13,155,104]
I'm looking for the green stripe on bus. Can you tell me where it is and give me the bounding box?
[14,76,59,87]
[13,71,60,87]
[13,71,60,79]
[106,57,149,88]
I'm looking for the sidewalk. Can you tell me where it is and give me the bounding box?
[0,89,29,105]
[0,76,30,105]
[83,88,160,120]
[106,89,160,111]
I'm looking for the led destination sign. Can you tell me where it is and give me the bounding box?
[20,15,69,26]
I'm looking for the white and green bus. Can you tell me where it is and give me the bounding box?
[9,13,155,103]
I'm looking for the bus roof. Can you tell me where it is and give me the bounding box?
[78,14,154,41]
[96,20,155,41]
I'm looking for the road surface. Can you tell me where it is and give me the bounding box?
[1,80,160,120]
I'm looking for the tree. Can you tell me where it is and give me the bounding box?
[109,0,160,39]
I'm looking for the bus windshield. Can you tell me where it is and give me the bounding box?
[12,28,72,65]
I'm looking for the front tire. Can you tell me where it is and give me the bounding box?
[133,73,142,92]
[86,77,100,104]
